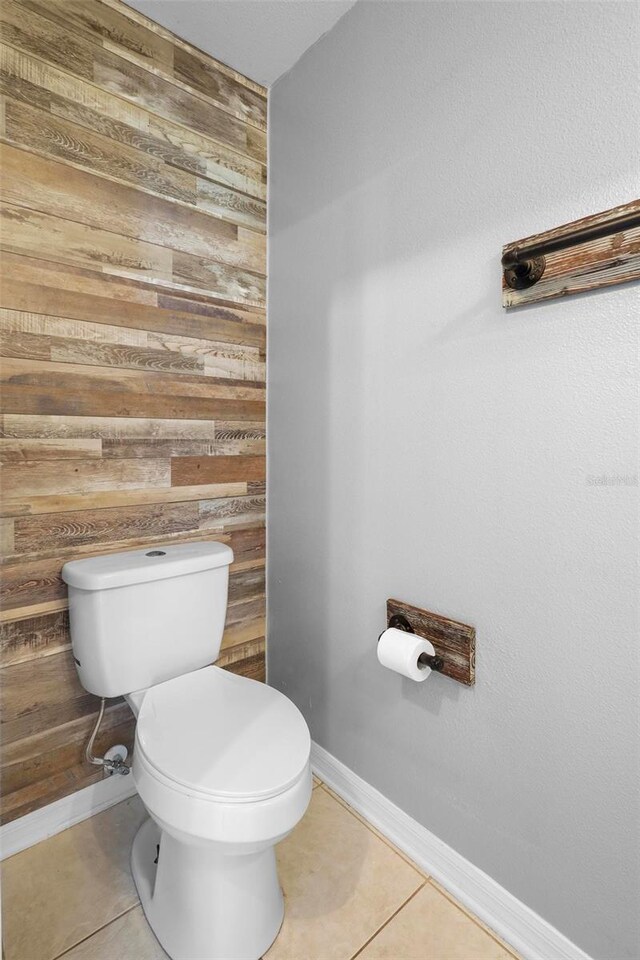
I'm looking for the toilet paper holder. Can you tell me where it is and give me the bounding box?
[379,614,445,672]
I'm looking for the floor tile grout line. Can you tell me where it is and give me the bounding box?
[348,882,428,960]
[318,783,428,878]
[52,901,141,960]
[319,785,519,958]
[427,878,521,957]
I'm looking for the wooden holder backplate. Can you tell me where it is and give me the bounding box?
[502,198,640,308]
[387,598,475,686]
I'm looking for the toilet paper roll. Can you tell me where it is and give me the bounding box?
[377,627,436,682]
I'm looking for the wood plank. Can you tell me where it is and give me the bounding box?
[0,202,266,305]
[224,526,267,568]
[1,386,265,422]
[2,700,131,767]
[216,422,267,439]
[194,178,266,235]
[0,310,144,346]
[199,494,266,530]
[156,289,264,323]
[216,637,265,669]
[1,483,248,519]
[0,249,267,316]
[0,328,200,376]
[0,650,93,744]
[0,599,69,623]
[172,43,267,130]
[171,249,265,305]
[228,566,266,604]
[12,502,201,554]
[1,518,15,556]
[0,0,267,163]
[9,522,264,568]
[0,357,266,422]
[1,556,69,610]
[0,43,267,202]
[221,617,266,652]
[1,93,197,208]
[0,251,158,305]
[0,259,266,348]
[101,440,214,458]
[214,420,267,455]
[0,309,265,381]
[102,438,265,458]
[225,596,265,628]
[21,0,267,130]
[1,96,266,231]
[0,610,70,667]
[1,458,171,498]
[93,59,267,165]
[0,200,172,283]
[210,438,266,457]
[1,357,264,401]
[101,0,267,97]
[172,455,266,486]
[0,143,266,274]
[223,650,265,683]
[1,762,102,824]
[0,414,218,440]
[23,0,175,76]
[386,598,476,686]
[0,438,102,462]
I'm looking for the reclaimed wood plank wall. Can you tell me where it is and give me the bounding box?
[0,0,268,824]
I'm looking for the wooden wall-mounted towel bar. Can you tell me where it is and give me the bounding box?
[502,198,640,307]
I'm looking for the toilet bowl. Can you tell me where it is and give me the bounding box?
[61,542,312,960]
[128,666,312,960]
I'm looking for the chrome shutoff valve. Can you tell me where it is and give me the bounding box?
[103,745,130,776]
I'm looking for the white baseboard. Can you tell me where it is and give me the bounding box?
[0,774,137,861]
[311,741,592,960]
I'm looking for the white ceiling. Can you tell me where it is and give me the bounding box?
[127,0,357,87]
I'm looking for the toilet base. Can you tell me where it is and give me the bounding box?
[131,817,285,960]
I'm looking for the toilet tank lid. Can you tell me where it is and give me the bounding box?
[61,542,233,591]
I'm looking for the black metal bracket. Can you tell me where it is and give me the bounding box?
[381,613,445,672]
[503,256,546,290]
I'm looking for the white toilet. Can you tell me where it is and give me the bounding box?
[62,542,312,960]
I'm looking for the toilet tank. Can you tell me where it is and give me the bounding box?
[61,542,234,698]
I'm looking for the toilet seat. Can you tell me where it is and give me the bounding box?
[132,666,313,848]
[135,665,311,804]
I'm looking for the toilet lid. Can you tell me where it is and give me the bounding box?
[135,666,311,802]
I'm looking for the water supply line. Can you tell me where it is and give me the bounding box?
[85,698,131,776]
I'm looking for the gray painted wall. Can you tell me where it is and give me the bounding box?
[267,3,640,958]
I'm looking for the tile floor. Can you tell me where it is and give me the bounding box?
[2,777,519,960]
